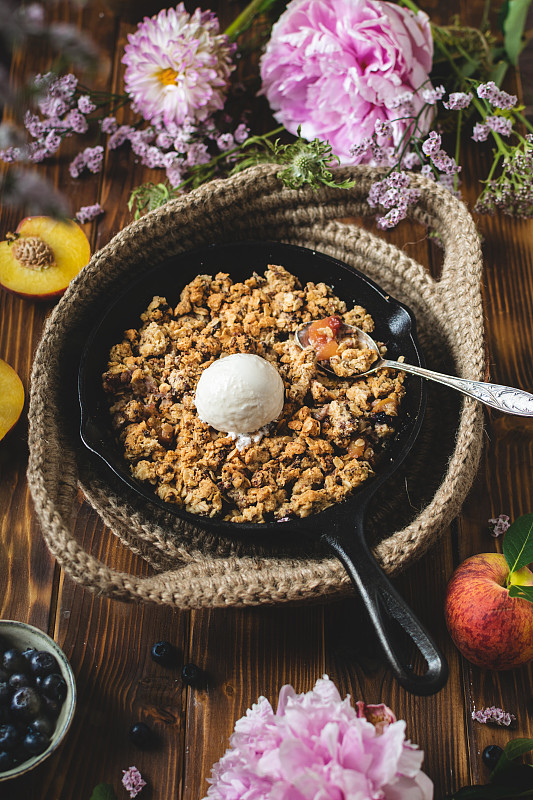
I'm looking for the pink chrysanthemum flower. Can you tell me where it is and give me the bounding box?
[203,676,433,800]
[260,0,434,164]
[122,4,236,128]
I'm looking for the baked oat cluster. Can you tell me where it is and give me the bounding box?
[102,265,405,523]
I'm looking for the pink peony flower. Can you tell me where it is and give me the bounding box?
[203,676,433,800]
[259,0,434,164]
[122,4,236,129]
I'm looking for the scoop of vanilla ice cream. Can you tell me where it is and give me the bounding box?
[195,353,285,434]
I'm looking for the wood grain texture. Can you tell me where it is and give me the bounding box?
[1,0,532,798]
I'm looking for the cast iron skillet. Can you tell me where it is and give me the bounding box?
[78,240,448,695]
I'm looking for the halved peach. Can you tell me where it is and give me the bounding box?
[0,216,91,300]
[0,359,25,441]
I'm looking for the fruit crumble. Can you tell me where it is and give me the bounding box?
[102,265,405,522]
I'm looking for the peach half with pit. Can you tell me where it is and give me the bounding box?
[0,216,91,300]
[0,359,24,442]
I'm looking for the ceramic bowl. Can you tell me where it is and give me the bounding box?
[0,620,76,781]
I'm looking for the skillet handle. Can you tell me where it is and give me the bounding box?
[321,521,448,696]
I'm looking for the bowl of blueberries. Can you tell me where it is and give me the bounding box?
[0,620,76,781]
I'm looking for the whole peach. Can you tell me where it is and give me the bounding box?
[444,553,533,670]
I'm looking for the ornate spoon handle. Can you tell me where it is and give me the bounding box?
[381,360,533,416]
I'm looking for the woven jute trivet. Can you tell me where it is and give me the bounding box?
[27,165,485,608]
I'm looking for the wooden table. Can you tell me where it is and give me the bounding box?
[1,1,532,797]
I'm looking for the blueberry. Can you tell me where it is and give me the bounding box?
[0,668,9,682]
[181,662,201,687]
[9,673,31,690]
[0,636,10,656]
[0,750,14,771]
[29,651,59,678]
[150,640,176,667]
[41,673,67,703]
[482,744,504,770]
[23,730,50,756]
[11,687,41,720]
[28,715,55,738]
[129,722,154,749]
[2,649,26,674]
[0,723,20,751]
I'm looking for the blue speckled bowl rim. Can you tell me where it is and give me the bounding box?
[0,620,77,782]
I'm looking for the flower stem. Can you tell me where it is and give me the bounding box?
[224,0,271,42]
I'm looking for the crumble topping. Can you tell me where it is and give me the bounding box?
[102,265,405,522]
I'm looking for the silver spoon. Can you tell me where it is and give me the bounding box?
[296,320,533,416]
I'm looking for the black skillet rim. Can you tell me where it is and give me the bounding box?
[78,240,427,537]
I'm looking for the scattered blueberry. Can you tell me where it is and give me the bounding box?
[2,649,26,674]
[482,744,504,770]
[129,722,155,749]
[181,662,201,687]
[41,673,67,703]
[150,641,176,667]
[29,651,59,678]
[23,730,50,756]
[0,724,20,751]
[11,687,41,720]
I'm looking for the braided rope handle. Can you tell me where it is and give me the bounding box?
[27,165,485,606]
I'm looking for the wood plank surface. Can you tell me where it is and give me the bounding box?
[1,1,532,799]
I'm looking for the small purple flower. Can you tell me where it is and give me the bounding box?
[431,150,460,175]
[486,115,513,137]
[422,85,445,105]
[216,132,234,151]
[233,122,249,144]
[83,145,104,172]
[24,111,45,139]
[100,115,118,135]
[186,142,210,167]
[75,202,104,223]
[477,81,517,110]
[142,144,165,168]
[443,92,473,111]
[44,131,62,154]
[374,119,393,139]
[388,90,416,115]
[472,706,516,727]
[155,130,174,149]
[367,170,421,229]
[77,95,96,114]
[488,514,511,537]
[422,130,441,156]
[349,136,372,163]
[107,124,134,149]
[64,109,88,134]
[472,122,490,142]
[122,765,146,799]
[69,151,86,178]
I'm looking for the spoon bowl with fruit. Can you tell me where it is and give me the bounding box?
[297,316,533,416]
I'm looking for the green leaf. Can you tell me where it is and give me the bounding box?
[502,0,533,64]
[509,584,533,602]
[503,738,533,762]
[90,785,117,800]
[503,513,533,574]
